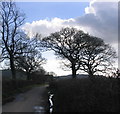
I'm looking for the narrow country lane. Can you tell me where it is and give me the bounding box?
[2,85,48,113]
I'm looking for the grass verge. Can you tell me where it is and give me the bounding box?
[49,76,120,112]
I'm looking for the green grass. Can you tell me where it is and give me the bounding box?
[49,76,120,112]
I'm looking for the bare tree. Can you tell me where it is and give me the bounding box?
[42,27,87,78]
[42,27,116,78]
[0,1,25,80]
[15,38,46,80]
[79,36,117,77]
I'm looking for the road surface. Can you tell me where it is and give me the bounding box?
[2,85,48,113]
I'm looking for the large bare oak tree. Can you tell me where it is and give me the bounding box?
[42,28,88,78]
[42,27,116,78]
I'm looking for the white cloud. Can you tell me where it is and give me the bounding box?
[22,18,76,37]
[42,51,71,76]
[43,59,71,76]
[77,1,118,43]
[85,0,96,14]
[23,1,118,45]
[75,1,118,51]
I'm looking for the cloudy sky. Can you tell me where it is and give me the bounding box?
[16,0,118,76]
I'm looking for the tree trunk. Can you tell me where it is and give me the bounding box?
[10,56,17,88]
[88,70,95,79]
[72,63,76,78]
[26,72,31,80]
[89,71,93,77]
[10,56,16,80]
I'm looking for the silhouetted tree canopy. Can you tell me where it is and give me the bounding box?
[42,27,88,78]
[42,27,116,78]
[15,38,46,80]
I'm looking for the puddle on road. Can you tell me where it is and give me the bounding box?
[15,94,25,101]
[33,91,54,114]
[34,106,45,114]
